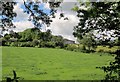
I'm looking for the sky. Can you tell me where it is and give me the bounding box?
[1,0,117,41]
[5,0,78,42]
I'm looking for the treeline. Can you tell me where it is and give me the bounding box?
[0,28,118,54]
[66,33,119,53]
[0,28,66,48]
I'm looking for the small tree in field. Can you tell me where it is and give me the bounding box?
[78,33,97,51]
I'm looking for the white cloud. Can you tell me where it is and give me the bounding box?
[13,2,34,32]
[41,2,79,41]
[48,13,79,41]
[13,3,29,21]
[13,21,34,32]
[46,2,79,41]
[43,2,50,9]
[1,0,13,2]
[63,0,77,2]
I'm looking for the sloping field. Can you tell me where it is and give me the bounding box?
[2,47,114,80]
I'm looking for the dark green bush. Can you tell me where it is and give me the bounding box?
[10,42,18,47]
[32,39,39,47]
[55,42,64,48]
[1,38,7,46]
[39,41,45,47]
[45,42,55,48]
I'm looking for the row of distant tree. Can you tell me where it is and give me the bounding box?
[0,28,67,48]
[78,33,119,51]
[0,27,119,51]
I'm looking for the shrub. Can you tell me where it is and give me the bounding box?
[39,41,45,47]
[1,38,7,46]
[6,42,11,46]
[39,41,56,48]
[45,42,55,48]
[97,49,104,52]
[78,45,88,53]
[66,44,78,51]
[55,42,64,48]
[32,39,39,47]
[10,42,18,47]
[16,42,28,47]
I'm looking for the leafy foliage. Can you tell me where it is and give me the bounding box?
[0,0,64,33]
[23,0,52,28]
[78,33,97,51]
[0,1,17,33]
[73,2,120,40]
[6,70,21,82]
[73,1,120,80]
[65,44,79,52]
[2,28,65,48]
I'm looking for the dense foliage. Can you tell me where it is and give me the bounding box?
[1,28,65,48]
[73,1,120,80]
[78,33,97,52]
[0,0,64,33]
[0,1,17,33]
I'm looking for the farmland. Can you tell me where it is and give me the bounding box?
[2,47,114,80]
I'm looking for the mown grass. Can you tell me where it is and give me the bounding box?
[0,47,2,80]
[2,47,114,80]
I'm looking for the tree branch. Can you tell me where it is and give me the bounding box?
[23,0,34,16]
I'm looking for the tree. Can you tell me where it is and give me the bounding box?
[32,39,39,47]
[115,37,120,46]
[19,28,41,41]
[78,33,97,51]
[0,0,63,33]
[51,35,64,48]
[4,34,11,41]
[38,29,52,41]
[73,1,120,80]
[0,1,17,33]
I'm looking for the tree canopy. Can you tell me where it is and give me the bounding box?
[73,2,120,40]
[78,33,97,51]
[73,1,120,80]
[0,0,64,33]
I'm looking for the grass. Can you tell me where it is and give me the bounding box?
[0,47,2,80]
[2,46,114,80]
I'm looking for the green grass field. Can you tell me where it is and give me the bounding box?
[2,47,114,80]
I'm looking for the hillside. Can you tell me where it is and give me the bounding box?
[2,47,114,80]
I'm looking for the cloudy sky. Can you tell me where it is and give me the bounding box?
[10,0,79,42]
